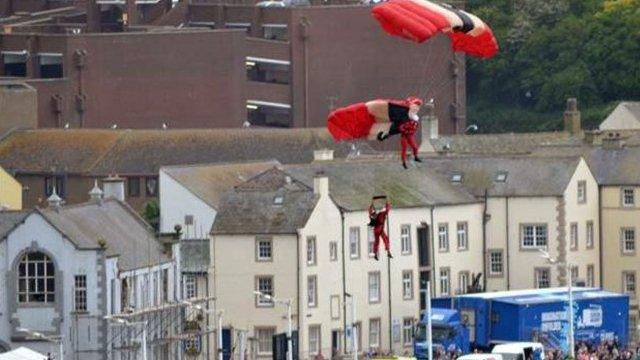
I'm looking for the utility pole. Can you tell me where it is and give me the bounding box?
[420,281,433,360]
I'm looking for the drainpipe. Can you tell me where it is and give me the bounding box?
[505,197,511,290]
[296,229,301,360]
[386,211,392,354]
[482,189,488,291]
[598,186,603,287]
[340,207,347,354]
[430,206,436,296]
[299,17,310,128]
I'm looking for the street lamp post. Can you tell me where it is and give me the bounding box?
[419,281,433,360]
[104,316,148,360]
[345,293,357,360]
[254,291,293,360]
[17,328,63,360]
[539,250,575,359]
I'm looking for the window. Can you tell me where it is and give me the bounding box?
[535,268,550,289]
[184,274,197,299]
[128,177,140,197]
[570,266,579,285]
[438,223,449,252]
[74,275,87,311]
[495,171,508,182]
[162,269,168,302]
[456,222,468,250]
[17,252,55,303]
[587,265,595,287]
[329,242,338,262]
[623,188,635,207]
[350,227,360,259]
[622,228,636,254]
[570,222,578,250]
[489,251,503,276]
[403,318,414,346]
[624,272,636,297]
[273,195,284,205]
[142,274,149,308]
[256,237,272,261]
[256,328,275,355]
[2,51,27,77]
[256,276,273,307]
[577,180,587,203]
[521,224,548,248]
[459,272,469,294]
[309,325,321,356]
[183,337,202,356]
[586,221,594,249]
[246,58,290,85]
[402,271,413,300]
[145,177,158,196]
[38,53,63,79]
[184,215,194,225]
[307,236,317,265]
[400,225,411,254]
[262,23,288,41]
[451,173,463,183]
[44,176,64,197]
[369,319,381,349]
[247,102,292,128]
[226,22,251,32]
[368,272,381,303]
[368,227,375,257]
[439,268,450,296]
[307,275,317,308]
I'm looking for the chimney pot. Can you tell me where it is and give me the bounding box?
[313,173,329,196]
[102,175,125,202]
[89,179,104,202]
[47,187,63,211]
[563,97,581,135]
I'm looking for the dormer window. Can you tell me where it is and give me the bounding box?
[273,195,284,205]
[495,172,508,183]
[451,173,463,183]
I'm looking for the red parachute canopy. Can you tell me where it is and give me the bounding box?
[371,0,499,59]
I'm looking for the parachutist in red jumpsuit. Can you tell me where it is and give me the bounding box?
[377,98,423,169]
[368,200,392,260]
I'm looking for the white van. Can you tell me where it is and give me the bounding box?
[491,342,545,360]
[458,354,504,360]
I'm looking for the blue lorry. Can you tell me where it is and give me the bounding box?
[414,288,629,359]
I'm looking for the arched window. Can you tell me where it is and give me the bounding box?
[17,252,55,303]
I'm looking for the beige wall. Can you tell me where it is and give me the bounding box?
[0,165,21,209]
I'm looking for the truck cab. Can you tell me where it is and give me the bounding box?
[414,308,470,359]
[491,342,545,360]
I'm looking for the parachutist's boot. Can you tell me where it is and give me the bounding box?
[387,252,393,259]
[374,253,379,261]
[377,132,389,141]
[402,162,408,169]
[414,156,422,163]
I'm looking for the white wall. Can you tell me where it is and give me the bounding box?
[159,170,216,238]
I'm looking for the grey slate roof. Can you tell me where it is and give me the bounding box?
[429,132,580,155]
[39,199,169,271]
[162,160,280,209]
[419,156,583,197]
[583,147,640,185]
[0,128,374,175]
[180,238,210,273]
[212,168,318,235]
[0,211,29,239]
[285,159,478,211]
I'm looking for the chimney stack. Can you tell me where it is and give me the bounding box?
[102,175,125,202]
[313,171,329,197]
[563,98,581,135]
[419,100,438,153]
[313,149,334,162]
[88,179,104,203]
[47,187,63,211]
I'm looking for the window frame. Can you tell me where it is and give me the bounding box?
[255,327,276,356]
[586,221,594,249]
[488,250,504,277]
[456,221,468,251]
[402,318,414,346]
[307,275,318,308]
[128,177,141,197]
[577,180,587,204]
[402,270,413,300]
[17,252,56,304]
[368,318,381,350]
[458,271,470,295]
[307,236,317,266]
[400,224,412,255]
[623,271,637,298]
[329,241,338,262]
[367,227,376,258]
[145,176,159,197]
[621,227,636,255]
[184,274,197,299]
[622,188,635,207]
[587,265,595,287]
[255,275,274,308]
[74,274,87,312]
[349,227,361,259]
[520,223,548,249]
[438,223,449,252]
[308,325,322,356]
[256,236,273,262]
[570,222,578,250]
[368,271,381,304]
[439,267,450,296]
[534,267,551,289]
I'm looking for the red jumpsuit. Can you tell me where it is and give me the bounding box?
[369,201,391,254]
[399,121,420,168]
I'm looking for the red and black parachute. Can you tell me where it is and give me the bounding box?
[371,0,499,59]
